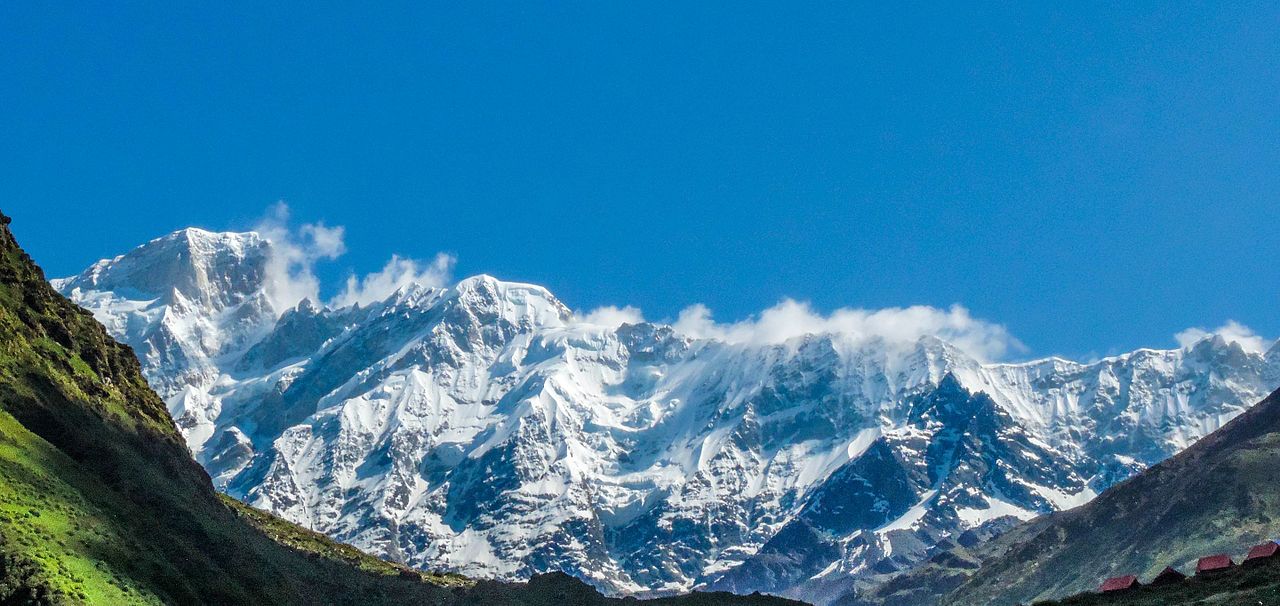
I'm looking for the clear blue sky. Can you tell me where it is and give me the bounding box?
[2,3,1278,359]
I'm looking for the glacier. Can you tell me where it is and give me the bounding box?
[52,227,1280,604]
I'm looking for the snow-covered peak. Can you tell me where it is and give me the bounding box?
[56,227,271,310]
[445,273,573,329]
[52,229,281,414]
[1185,332,1252,360]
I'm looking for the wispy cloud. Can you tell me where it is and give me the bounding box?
[332,253,456,308]
[256,202,346,311]
[577,305,645,328]
[256,202,455,312]
[672,299,1024,362]
[262,203,1280,365]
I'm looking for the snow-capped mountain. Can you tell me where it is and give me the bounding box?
[54,228,1280,604]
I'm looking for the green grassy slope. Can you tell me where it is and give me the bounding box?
[937,386,1280,606]
[0,210,805,606]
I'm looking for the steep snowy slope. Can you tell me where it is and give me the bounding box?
[54,228,1280,602]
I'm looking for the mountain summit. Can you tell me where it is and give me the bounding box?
[54,227,273,309]
[56,228,1280,603]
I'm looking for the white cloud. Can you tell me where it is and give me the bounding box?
[301,222,347,259]
[577,305,645,328]
[1174,320,1271,354]
[256,202,347,311]
[332,253,456,308]
[248,203,1022,361]
[255,202,455,313]
[673,299,1023,362]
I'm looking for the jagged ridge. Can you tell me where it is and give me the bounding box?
[54,227,1280,603]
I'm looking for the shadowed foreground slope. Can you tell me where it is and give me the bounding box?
[0,210,803,606]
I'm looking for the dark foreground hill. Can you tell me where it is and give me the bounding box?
[0,210,803,606]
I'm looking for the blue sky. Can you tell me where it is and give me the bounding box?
[2,3,1278,360]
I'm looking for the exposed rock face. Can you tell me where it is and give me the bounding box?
[55,228,1280,603]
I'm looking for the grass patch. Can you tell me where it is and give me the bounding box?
[0,410,159,604]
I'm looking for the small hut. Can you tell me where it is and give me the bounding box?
[1149,566,1186,586]
[1245,541,1280,565]
[1099,575,1140,593]
[1196,554,1234,575]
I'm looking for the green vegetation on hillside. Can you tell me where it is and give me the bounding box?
[220,494,471,587]
[0,408,158,604]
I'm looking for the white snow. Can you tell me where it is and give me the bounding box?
[52,226,1280,598]
[880,490,938,532]
[955,495,1037,528]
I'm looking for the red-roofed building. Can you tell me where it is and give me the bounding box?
[1245,541,1279,564]
[1196,554,1234,574]
[1149,566,1186,586]
[1099,575,1139,593]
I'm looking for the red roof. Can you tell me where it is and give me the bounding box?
[1196,554,1234,573]
[1246,542,1280,561]
[1099,575,1139,592]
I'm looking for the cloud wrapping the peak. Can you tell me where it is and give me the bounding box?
[333,253,456,308]
[257,202,347,311]
[301,222,347,259]
[248,204,1034,362]
[1174,320,1272,354]
[673,299,1023,361]
[255,202,456,313]
[577,305,645,328]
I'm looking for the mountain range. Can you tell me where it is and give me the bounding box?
[0,210,801,606]
[52,226,1280,604]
